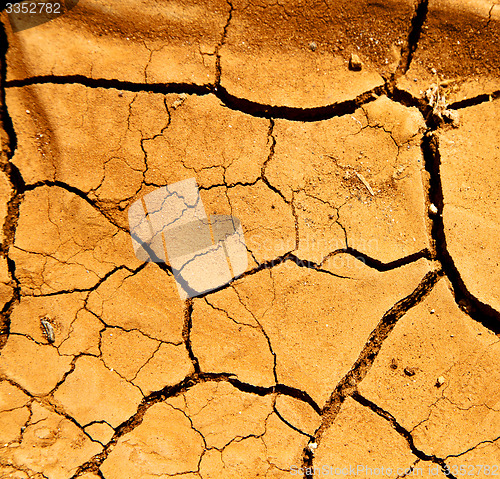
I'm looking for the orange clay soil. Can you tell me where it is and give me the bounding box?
[0,1,499,478]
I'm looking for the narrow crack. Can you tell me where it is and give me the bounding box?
[182,299,201,374]
[301,269,442,477]
[396,0,429,77]
[448,90,500,110]
[352,392,454,469]
[6,75,386,122]
[320,248,432,271]
[446,435,500,459]
[214,0,234,88]
[231,285,279,384]
[25,179,130,233]
[422,132,500,334]
[273,405,315,440]
[68,372,320,478]
[0,20,25,350]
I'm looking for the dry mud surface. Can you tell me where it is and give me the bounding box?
[0,1,499,478]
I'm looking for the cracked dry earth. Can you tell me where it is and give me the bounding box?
[0,0,499,478]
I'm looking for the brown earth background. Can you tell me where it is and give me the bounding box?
[0,0,499,478]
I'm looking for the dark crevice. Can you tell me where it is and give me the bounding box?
[422,133,500,334]
[6,74,386,122]
[397,0,429,76]
[27,263,146,299]
[0,20,25,350]
[214,0,234,87]
[25,180,130,232]
[352,393,459,479]
[326,247,432,271]
[300,270,442,477]
[226,379,321,415]
[352,392,441,463]
[69,371,320,478]
[448,90,500,110]
[179,245,434,303]
[6,74,212,96]
[68,374,207,478]
[216,85,385,121]
[273,405,314,439]
[179,251,350,302]
[182,299,200,374]
[320,270,441,423]
[389,84,432,116]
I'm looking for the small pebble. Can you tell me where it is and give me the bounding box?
[430,309,435,314]
[308,442,318,450]
[309,41,317,52]
[349,53,363,71]
[436,376,445,387]
[429,203,439,215]
[404,367,416,377]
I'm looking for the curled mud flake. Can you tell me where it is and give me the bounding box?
[40,316,55,344]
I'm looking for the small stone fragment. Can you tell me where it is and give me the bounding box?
[171,93,187,109]
[309,42,317,51]
[404,367,416,377]
[436,376,445,387]
[429,203,439,215]
[390,358,398,370]
[349,53,363,71]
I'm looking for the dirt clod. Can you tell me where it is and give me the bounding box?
[349,53,363,71]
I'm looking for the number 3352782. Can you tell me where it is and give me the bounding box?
[5,3,61,14]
